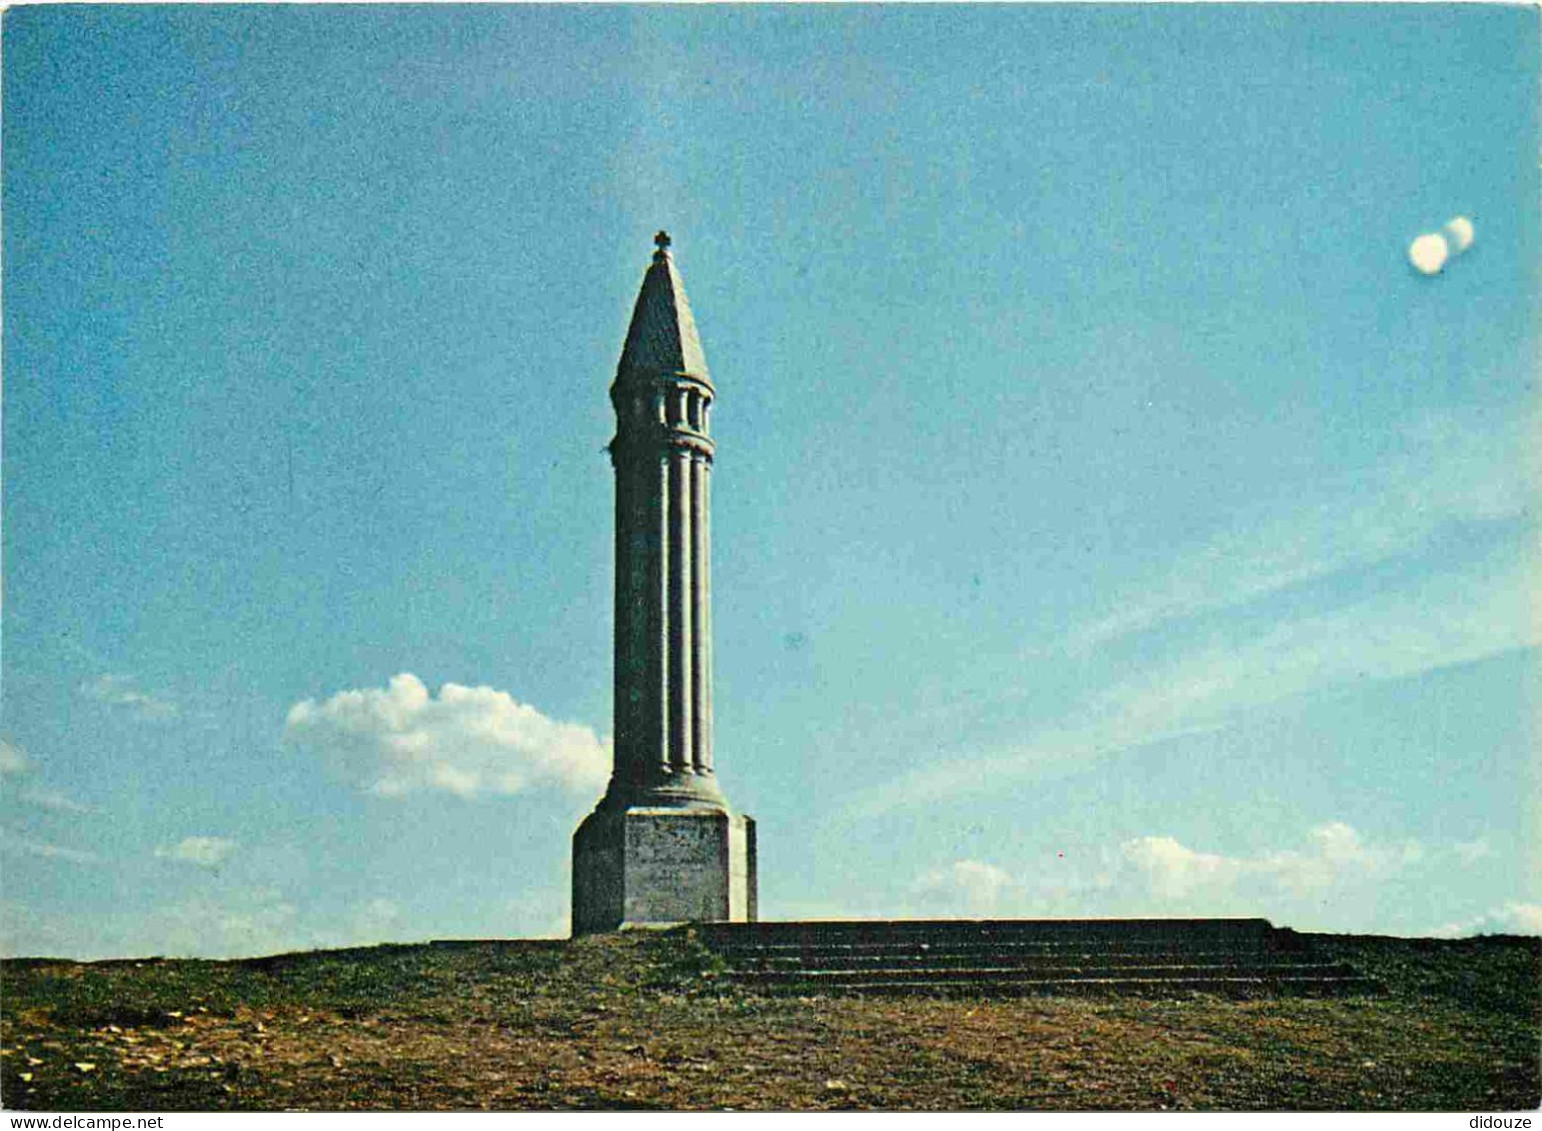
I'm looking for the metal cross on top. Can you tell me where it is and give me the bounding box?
[654,230,672,252]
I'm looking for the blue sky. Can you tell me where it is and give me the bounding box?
[3,4,1537,957]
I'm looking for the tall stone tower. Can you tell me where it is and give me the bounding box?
[571,232,757,934]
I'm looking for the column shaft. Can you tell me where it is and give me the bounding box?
[668,447,693,772]
[612,458,638,786]
[654,450,671,772]
[692,454,713,773]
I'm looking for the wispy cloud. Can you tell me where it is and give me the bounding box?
[852,408,1536,818]
[1,741,95,813]
[79,674,178,721]
[284,673,609,799]
[1068,407,1531,656]
[1,891,429,961]
[155,836,239,868]
[1,828,101,866]
[857,547,1533,818]
[108,887,301,960]
[18,786,95,815]
[1084,550,1534,738]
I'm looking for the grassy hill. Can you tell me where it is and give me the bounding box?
[2,930,1537,1111]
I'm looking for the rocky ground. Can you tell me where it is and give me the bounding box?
[2,930,1537,1111]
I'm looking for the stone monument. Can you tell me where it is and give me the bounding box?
[571,232,757,934]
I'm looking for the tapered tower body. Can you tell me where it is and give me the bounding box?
[571,233,756,934]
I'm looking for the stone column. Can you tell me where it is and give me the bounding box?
[572,233,754,933]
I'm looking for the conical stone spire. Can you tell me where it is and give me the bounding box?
[616,232,711,385]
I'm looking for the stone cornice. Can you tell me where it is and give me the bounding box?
[610,371,716,399]
[608,429,715,463]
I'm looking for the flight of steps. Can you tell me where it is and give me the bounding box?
[695,918,1380,998]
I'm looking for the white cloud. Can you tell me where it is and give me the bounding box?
[1263,821,1422,897]
[284,673,610,799]
[1431,902,1542,938]
[155,836,238,868]
[847,825,1506,933]
[1122,822,1422,906]
[896,825,1431,924]
[0,740,31,776]
[1498,903,1542,933]
[80,674,178,720]
[1122,836,1246,900]
[910,859,1018,916]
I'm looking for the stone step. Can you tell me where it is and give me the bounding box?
[696,918,1380,998]
[746,975,1382,999]
[735,961,1358,983]
[699,917,1280,945]
[730,956,1356,976]
[713,942,1293,961]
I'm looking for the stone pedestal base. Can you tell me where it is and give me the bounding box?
[572,805,757,935]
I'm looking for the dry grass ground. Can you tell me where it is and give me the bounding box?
[2,930,1537,1111]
